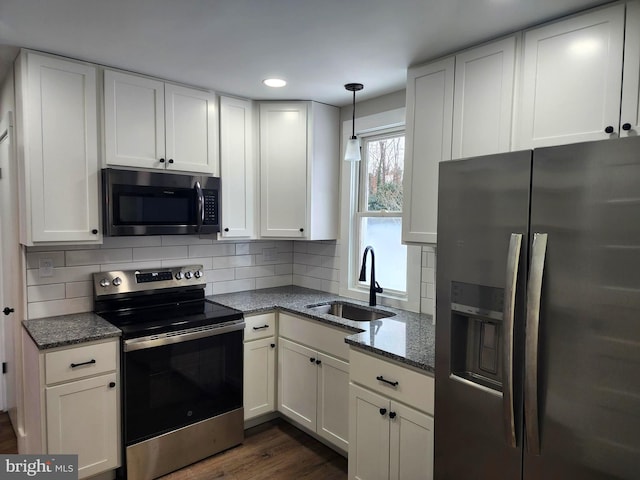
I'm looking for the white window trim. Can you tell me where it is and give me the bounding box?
[339,107,421,312]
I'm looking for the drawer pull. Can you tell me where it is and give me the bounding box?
[376,375,399,387]
[70,359,96,368]
[109,382,116,388]
[270,343,276,348]
[252,325,270,331]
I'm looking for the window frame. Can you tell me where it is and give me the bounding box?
[353,129,408,297]
[339,107,420,312]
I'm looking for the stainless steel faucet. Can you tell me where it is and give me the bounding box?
[358,245,383,306]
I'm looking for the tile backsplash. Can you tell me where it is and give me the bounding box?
[421,245,436,318]
[25,236,295,319]
[25,236,436,320]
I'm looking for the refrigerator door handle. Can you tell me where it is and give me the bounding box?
[503,233,522,448]
[524,232,548,455]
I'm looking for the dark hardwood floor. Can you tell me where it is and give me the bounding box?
[161,419,347,480]
[0,412,18,454]
[0,413,347,479]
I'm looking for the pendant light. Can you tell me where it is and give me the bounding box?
[344,83,364,162]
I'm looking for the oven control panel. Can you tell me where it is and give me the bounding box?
[94,265,206,297]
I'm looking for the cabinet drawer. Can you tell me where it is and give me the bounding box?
[244,312,276,341]
[45,340,118,385]
[350,348,434,415]
[279,313,349,360]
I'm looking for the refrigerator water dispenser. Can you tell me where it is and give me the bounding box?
[450,281,504,392]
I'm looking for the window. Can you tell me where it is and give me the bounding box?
[354,131,407,295]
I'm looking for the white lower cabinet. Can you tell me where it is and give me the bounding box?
[46,373,119,478]
[277,313,350,452]
[22,334,121,479]
[316,351,350,450]
[349,349,434,480]
[243,313,277,420]
[279,338,318,429]
[278,338,350,451]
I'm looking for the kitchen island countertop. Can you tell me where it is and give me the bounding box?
[23,313,121,350]
[207,286,435,373]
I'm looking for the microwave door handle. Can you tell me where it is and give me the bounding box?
[194,181,204,232]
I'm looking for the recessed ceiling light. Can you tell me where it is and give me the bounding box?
[263,78,287,88]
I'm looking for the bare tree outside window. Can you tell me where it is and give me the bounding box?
[365,136,404,212]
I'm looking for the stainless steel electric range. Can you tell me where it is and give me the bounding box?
[93,265,244,480]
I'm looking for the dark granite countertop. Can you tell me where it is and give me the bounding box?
[207,286,435,374]
[23,313,122,350]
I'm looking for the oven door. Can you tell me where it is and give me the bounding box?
[123,323,244,446]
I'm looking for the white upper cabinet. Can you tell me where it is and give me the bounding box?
[404,35,518,244]
[104,70,218,174]
[15,50,102,245]
[452,36,517,159]
[515,3,625,148]
[621,1,640,137]
[259,101,339,240]
[103,71,164,170]
[402,57,454,245]
[220,96,255,238]
[165,83,218,173]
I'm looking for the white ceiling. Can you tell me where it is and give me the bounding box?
[0,0,609,107]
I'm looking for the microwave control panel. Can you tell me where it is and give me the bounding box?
[203,189,218,225]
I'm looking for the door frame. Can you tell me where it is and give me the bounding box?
[0,114,10,411]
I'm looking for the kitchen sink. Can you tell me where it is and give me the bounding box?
[306,301,395,322]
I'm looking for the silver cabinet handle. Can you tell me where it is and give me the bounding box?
[503,233,522,448]
[525,232,548,455]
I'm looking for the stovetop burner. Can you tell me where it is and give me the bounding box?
[93,265,243,339]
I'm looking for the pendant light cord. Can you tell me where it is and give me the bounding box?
[351,89,356,139]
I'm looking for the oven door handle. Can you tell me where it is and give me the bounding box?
[124,321,245,352]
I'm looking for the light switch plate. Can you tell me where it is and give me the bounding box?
[39,258,54,277]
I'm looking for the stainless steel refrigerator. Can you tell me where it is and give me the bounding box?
[435,137,640,479]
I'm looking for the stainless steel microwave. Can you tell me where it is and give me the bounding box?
[102,168,220,236]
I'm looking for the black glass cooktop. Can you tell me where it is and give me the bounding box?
[96,294,243,340]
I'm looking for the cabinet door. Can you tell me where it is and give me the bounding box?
[220,96,255,237]
[23,53,101,243]
[389,402,434,480]
[259,102,308,238]
[104,70,165,169]
[278,338,317,430]
[165,84,218,174]
[243,336,276,420]
[516,3,625,148]
[349,384,390,480]
[46,373,119,479]
[402,57,454,245]
[316,352,349,451]
[621,1,640,137]
[452,36,516,159]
